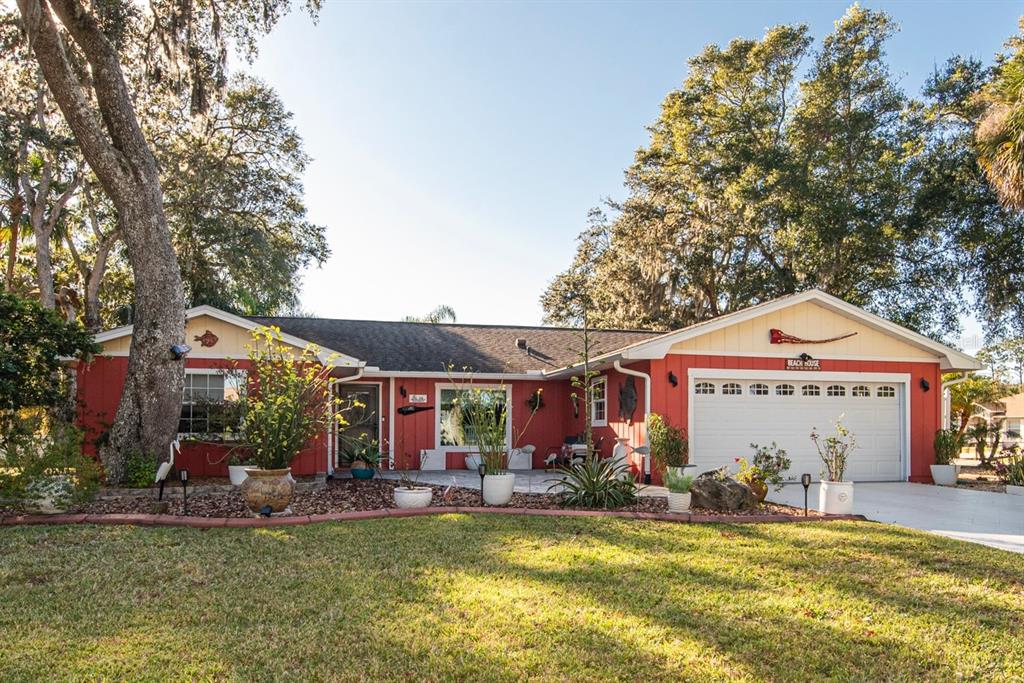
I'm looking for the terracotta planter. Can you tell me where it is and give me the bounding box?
[394,486,433,509]
[240,468,295,513]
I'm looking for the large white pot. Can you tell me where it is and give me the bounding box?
[930,464,957,487]
[819,480,854,515]
[667,491,691,513]
[228,465,250,486]
[464,454,482,471]
[482,473,516,506]
[394,486,434,509]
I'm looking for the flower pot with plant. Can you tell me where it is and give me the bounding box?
[457,387,515,505]
[931,429,964,486]
[648,413,692,480]
[735,442,792,502]
[225,453,253,486]
[345,441,381,480]
[811,420,857,515]
[664,469,694,513]
[235,327,348,514]
[393,472,434,508]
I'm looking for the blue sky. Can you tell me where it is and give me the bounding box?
[252,1,1019,340]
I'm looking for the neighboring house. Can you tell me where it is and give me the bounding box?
[77,289,980,483]
[969,393,1024,447]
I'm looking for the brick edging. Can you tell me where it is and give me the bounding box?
[0,508,867,529]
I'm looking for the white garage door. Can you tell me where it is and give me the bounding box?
[690,378,904,482]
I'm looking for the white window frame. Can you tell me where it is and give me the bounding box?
[695,382,716,395]
[178,368,245,439]
[591,376,608,427]
[434,383,513,453]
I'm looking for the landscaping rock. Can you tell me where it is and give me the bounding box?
[690,474,758,512]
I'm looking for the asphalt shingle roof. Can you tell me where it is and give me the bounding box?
[245,317,661,374]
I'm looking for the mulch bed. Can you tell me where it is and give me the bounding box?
[16,478,819,519]
[953,464,1007,493]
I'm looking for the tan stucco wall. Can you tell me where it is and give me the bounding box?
[669,300,938,360]
[100,314,305,358]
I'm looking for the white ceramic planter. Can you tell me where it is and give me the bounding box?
[228,465,250,486]
[667,491,691,513]
[482,473,516,506]
[394,486,434,508]
[819,480,854,515]
[1007,484,1024,496]
[930,464,957,487]
[464,454,482,471]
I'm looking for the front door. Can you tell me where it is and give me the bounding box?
[335,383,380,466]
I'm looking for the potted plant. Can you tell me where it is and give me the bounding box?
[648,413,692,479]
[226,453,252,486]
[393,471,434,508]
[931,429,965,486]
[735,442,792,502]
[346,442,381,480]
[996,449,1024,495]
[460,388,515,505]
[811,420,857,514]
[235,327,347,514]
[664,469,693,513]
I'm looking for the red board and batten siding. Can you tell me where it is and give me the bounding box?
[76,356,326,477]
[647,355,943,483]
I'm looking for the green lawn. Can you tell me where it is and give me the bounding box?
[1,517,1021,682]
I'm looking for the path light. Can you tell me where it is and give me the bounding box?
[801,473,812,517]
[179,468,189,515]
[477,462,486,506]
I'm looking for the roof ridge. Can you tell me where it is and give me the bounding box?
[245,315,661,335]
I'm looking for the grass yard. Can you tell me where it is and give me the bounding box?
[1,517,1022,682]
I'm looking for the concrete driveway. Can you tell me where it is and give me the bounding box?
[768,482,1024,553]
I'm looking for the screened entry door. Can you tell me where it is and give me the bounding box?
[335,383,380,466]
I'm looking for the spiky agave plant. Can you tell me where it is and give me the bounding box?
[551,458,637,509]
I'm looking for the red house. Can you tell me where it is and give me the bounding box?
[79,289,980,483]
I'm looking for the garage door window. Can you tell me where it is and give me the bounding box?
[852,385,870,397]
[695,382,715,395]
[802,384,821,397]
[749,383,769,396]
[722,383,742,395]
[775,384,794,396]
[826,385,846,397]
[877,385,896,398]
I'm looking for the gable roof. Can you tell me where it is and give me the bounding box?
[245,316,661,374]
[546,289,981,375]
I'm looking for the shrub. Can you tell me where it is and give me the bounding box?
[648,413,688,470]
[664,469,693,493]
[810,420,857,482]
[933,429,966,466]
[0,419,101,511]
[996,449,1024,486]
[344,441,382,468]
[736,442,792,491]
[552,458,637,509]
[121,449,158,488]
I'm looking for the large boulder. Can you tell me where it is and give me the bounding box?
[690,471,758,512]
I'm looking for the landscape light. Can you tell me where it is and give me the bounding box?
[179,468,189,515]
[801,473,812,517]
[477,462,486,506]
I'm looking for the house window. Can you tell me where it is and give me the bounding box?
[776,384,795,396]
[178,371,245,437]
[749,383,769,396]
[591,376,608,427]
[877,385,896,398]
[827,385,846,397]
[722,383,742,395]
[439,387,510,449]
[695,382,715,395]
[852,385,870,397]
[802,384,821,397]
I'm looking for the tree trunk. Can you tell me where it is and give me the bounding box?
[18,0,186,483]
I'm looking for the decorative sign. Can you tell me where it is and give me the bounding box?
[409,394,428,404]
[786,358,821,371]
[193,330,219,348]
[770,328,857,345]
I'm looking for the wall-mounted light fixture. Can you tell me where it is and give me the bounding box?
[668,371,678,387]
[919,378,930,392]
[799,352,813,362]
[170,343,192,360]
[400,385,407,398]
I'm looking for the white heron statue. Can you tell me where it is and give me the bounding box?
[156,439,180,500]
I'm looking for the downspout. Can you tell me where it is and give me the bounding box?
[614,360,652,484]
[941,371,970,432]
[327,367,365,476]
